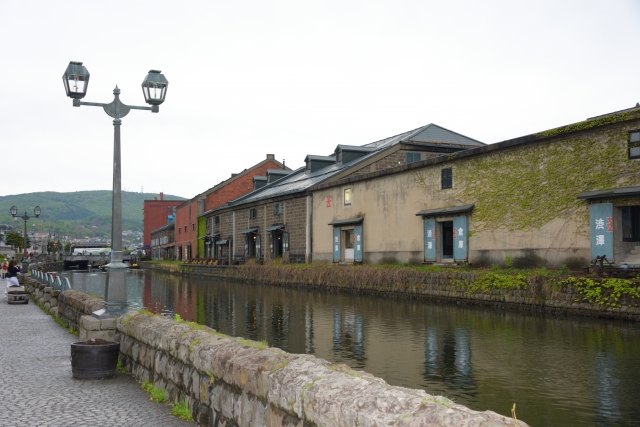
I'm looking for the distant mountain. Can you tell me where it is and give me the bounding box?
[0,191,185,239]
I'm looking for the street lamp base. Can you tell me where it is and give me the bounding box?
[92,303,129,319]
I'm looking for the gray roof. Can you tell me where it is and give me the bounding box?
[415,204,475,217]
[577,186,640,200]
[328,217,364,226]
[335,145,377,153]
[203,124,482,214]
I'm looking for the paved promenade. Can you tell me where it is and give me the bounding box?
[0,280,196,427]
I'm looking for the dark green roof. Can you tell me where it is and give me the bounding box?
[415,204,474,217]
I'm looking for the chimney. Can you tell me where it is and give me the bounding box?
[266,154,274,160]
[160,192,164,200]
[283,159,285,170]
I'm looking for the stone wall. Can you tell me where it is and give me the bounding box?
[141,262,640,321]
[22,276,104,334]
[23,273,526,427]
[117,311,523,427]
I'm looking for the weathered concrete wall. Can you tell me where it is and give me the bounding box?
[23,274,526,427]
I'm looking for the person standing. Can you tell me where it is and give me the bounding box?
[6,260,20,297]
[1,260,7,280]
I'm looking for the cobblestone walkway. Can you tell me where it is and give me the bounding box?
[0,283,196,427]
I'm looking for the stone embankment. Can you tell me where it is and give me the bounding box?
[142,262,640,321]
[22,274,526,427]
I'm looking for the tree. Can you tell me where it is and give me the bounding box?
[5,231,29,250]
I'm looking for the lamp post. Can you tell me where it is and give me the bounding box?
[63,61,168,319]
[10,205,40,271]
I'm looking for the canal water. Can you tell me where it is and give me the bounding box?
[62,269,640,427]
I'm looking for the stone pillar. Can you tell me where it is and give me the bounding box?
[79,315,117,342]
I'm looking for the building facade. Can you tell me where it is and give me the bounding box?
[174,154,286,260]
[200,124,483,264]
[142,193,181,256]
[150,223,176,260]
[309,106,640,268]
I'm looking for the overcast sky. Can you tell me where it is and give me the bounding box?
[1,0,639,199]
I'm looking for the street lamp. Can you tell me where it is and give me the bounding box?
[10,206,40,271]
[63,61,168,319]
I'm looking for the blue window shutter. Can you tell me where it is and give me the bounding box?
[590,203,614,261]
[333,228,341,262]
[354,225,363,262]
[424,218,436,261]
[283,232,289,252]
[244,235,249,258]
[453,216,468,261]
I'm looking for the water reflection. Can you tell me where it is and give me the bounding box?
[62,269,640,427]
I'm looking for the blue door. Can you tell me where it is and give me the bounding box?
[590,203,614,261]
[453,216,468,262]
[424,218,436,261]
[333,228,341,262]
[354,225,363,262]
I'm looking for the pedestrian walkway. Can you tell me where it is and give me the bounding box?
[0,278,196,427]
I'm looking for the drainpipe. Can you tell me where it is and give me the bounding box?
[306,195,312,263]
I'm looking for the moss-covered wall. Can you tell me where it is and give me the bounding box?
[196,216,206,258]
[312,111,640,268]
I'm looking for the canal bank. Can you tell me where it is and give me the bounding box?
[140,261,640,321]
[22,274,525,427]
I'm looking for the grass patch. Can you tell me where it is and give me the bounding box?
[238,338,268,350]
[171,399,194,421]
[140,381,167,402]
[117,356,127,373]
[422,396,454,409]
[137,307,153,316]
[187,321,206,331]
[465,273,530,293]
[189,338,202,353]
[207,370,216,385]
[174,313,184,323]
[560,277,640,308]
[270,359,290,374]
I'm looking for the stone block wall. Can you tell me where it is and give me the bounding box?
[141,262,640,321]
[116,312,524,427]
[284,197,307,263]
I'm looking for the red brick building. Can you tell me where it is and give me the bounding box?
[142,192,183,256]
[174,154,286,260]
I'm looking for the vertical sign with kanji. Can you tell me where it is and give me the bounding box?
[453,216,468,261]
[590,203,613,261]
[354,225,363,262]
[333,228,341,262]
[424,218,436,261]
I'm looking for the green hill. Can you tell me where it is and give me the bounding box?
[0,191,185,239]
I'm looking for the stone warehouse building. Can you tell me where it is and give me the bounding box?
[150,223,175,260]
[199,124,484,263]
[173,154,286,260]
[309,104,640,268]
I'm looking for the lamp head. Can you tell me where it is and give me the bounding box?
[63,61,90,99]
[141,69,168,106]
